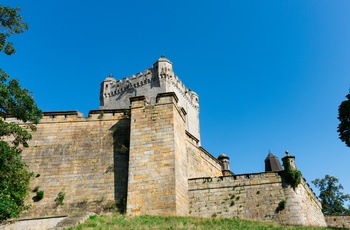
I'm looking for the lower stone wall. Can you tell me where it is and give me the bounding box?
[325,215,350,229]
[188,172,326,227]
[18,111,130,217]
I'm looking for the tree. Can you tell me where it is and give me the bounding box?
[0,5,42,221]
[337,90,350,148]
[312,175,350,215]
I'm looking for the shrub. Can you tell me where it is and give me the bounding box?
[55,191,65,205]
[36,191,44,200]
[281,158,301,189]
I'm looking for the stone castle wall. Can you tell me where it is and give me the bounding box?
[186,133,222,178]
[9,110,130,217]
[13,93,223,218]
[188,173,326,227]
[5,85,327,227]
[325,215,350,229]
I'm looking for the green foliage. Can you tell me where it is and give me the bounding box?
[276,199,286,213]
[55,191,65,205]
[35,191,44,200]
[281,158,301,189]
[312,175,350,215]
[337,91,350,148]
[0,70,42,124]
[0,5,28,55]
[0,4,42,222]
[0,140,34,221]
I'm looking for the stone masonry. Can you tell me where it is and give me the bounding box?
[127,93,188,216]
[5,110,130,217]
[325,215,350,229]
[188,173,326,226]
[5,56,329,227]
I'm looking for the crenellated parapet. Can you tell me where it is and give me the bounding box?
[3,110,130,124]
[100,68,199,110]
[100,71,153,99]
[170,74,199,110]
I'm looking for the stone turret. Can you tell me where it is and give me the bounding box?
[218,154,233,176]
[153,55,174,78]
[282,150,297,170]
[100,74,116,107]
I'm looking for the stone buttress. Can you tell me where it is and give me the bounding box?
[126,92,189,216]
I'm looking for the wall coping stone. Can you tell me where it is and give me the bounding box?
[156,92,179,103]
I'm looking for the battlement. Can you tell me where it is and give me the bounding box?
[3,110,130,123]
[101,69,199,110]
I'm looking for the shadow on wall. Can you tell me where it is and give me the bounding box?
[111,116,130,213]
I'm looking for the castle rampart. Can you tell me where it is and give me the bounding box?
[188,173,326,226]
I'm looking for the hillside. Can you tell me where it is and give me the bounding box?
[69,215,334,230]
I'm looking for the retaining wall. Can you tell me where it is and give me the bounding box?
[325,215,350,229]
[188,172,326,227]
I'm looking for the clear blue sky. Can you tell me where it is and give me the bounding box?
[2,1,350,200]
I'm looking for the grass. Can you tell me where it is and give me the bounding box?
[68,214,335,230]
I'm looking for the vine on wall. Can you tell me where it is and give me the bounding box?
[281,158,301,190]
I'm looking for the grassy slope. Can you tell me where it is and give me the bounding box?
[69,215,335,230]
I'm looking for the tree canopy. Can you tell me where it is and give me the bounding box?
[0,4,42,221]
[0,5,28,55]
[338,91,350,148]
[312,175,350,215]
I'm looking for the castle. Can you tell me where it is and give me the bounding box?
[9,56,327,226]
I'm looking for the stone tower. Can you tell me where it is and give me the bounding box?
[127,93,189,216]
[99,56,201,141]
